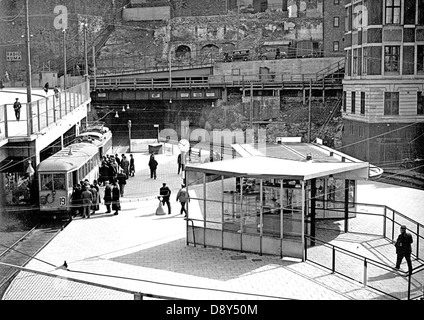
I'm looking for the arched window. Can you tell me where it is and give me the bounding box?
[175,45,191,59]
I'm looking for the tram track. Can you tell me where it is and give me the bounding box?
[0,221,68,299]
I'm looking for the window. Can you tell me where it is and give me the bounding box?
[384,92,399,115]
[353,49,358,75]
[418,46,424,73]
[385,0,401,24]
[333,41,339,52]
[41,174,53,191]
[361,92,366,114]
[362,47,369,74]
[282,0,288,11]
[351,91,356,114]
[418,92,424,115]
[53,174,66,190]
[419,0,424,25]
[345,7,352,32]
[334,0,340,4]
[358,126,364,137]
[343,91,347,112]
[334,17,340,27]
[384,46,400,72]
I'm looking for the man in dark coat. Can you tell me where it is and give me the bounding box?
[129,154,135,177]
[103,180,112,213]
[395,225,413,274]
[13,98,22,121]
[111,181,121,215]
[117,169,127,197]
[81,184,93,219]
[71,183,82,217]
[120,154,130,178]
[148,154,158,179]
[159,183,171,214]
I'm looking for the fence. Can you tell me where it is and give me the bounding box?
[0,81,90,140]
[305,201,424,300]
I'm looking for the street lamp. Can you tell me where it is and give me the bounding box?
[128,120,132,153]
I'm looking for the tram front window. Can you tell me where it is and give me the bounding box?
[53,174,65,190]
[41,174,53,190]
[40,174,66,190]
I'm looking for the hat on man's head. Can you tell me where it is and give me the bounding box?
[401,225,407,229]
[163,183,166,185]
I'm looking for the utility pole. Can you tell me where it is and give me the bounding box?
[25,0,32,103]
[63,29,67,89]
[82,21,88,79]
[308,79,312,143]
[236,0,240,49]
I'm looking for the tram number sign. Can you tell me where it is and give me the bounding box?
[59,197,66,206]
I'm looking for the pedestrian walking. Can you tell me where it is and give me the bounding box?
[129,154,135,177]
[111,180,121,215]
[54,85,59,99]
[103,180,112,213]
[395,225,413,274]
[117,169,127,197]
[148,153,158,179]
[81,184,93,219]
[176,184,190,217]
[120,154,130,178]
[13,98,21,121]
[159,183,171,214]
[177,153,184,174]
[43,82,49,94]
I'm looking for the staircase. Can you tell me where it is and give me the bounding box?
[57,24,116,77]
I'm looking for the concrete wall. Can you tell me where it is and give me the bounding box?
[122,6,171,21]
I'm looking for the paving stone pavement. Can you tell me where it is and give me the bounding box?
[2,150,423,300]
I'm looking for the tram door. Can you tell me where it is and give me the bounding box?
[72,171,78,187]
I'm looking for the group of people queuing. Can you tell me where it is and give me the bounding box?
[98,153,135,189]
[70,179,102,219]
[71,178,122,218]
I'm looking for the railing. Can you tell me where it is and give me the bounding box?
[0,81,90,140]
[305,201,424,300]
[316,58,345,81]
[92,73,344,91]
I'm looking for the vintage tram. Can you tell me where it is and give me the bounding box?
[37,142,101,220]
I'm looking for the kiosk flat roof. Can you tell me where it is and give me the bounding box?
[186,155,370,181]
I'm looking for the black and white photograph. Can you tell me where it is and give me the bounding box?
[0,0,423,309]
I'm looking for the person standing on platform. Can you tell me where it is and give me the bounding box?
[148,153,158,179]
[117,169,127,197]
[115,153,121,167]
[177,153,184,175]
[71,183,82,217]
[129,154,135,177]
[103,180,112,214]
[111,180,121,215]
[120,154,130,178]
[176,184,190,217]
[108,156,119,182]
[90,183,100,215]
[81,184,93,219]
[159,183,172,214]
[13,98,21,121]
[395,225,413,274]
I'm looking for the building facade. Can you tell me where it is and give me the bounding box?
[342,0,424,168]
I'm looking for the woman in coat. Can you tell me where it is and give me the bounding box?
[103,180,112,214]
[111,181,121,215]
